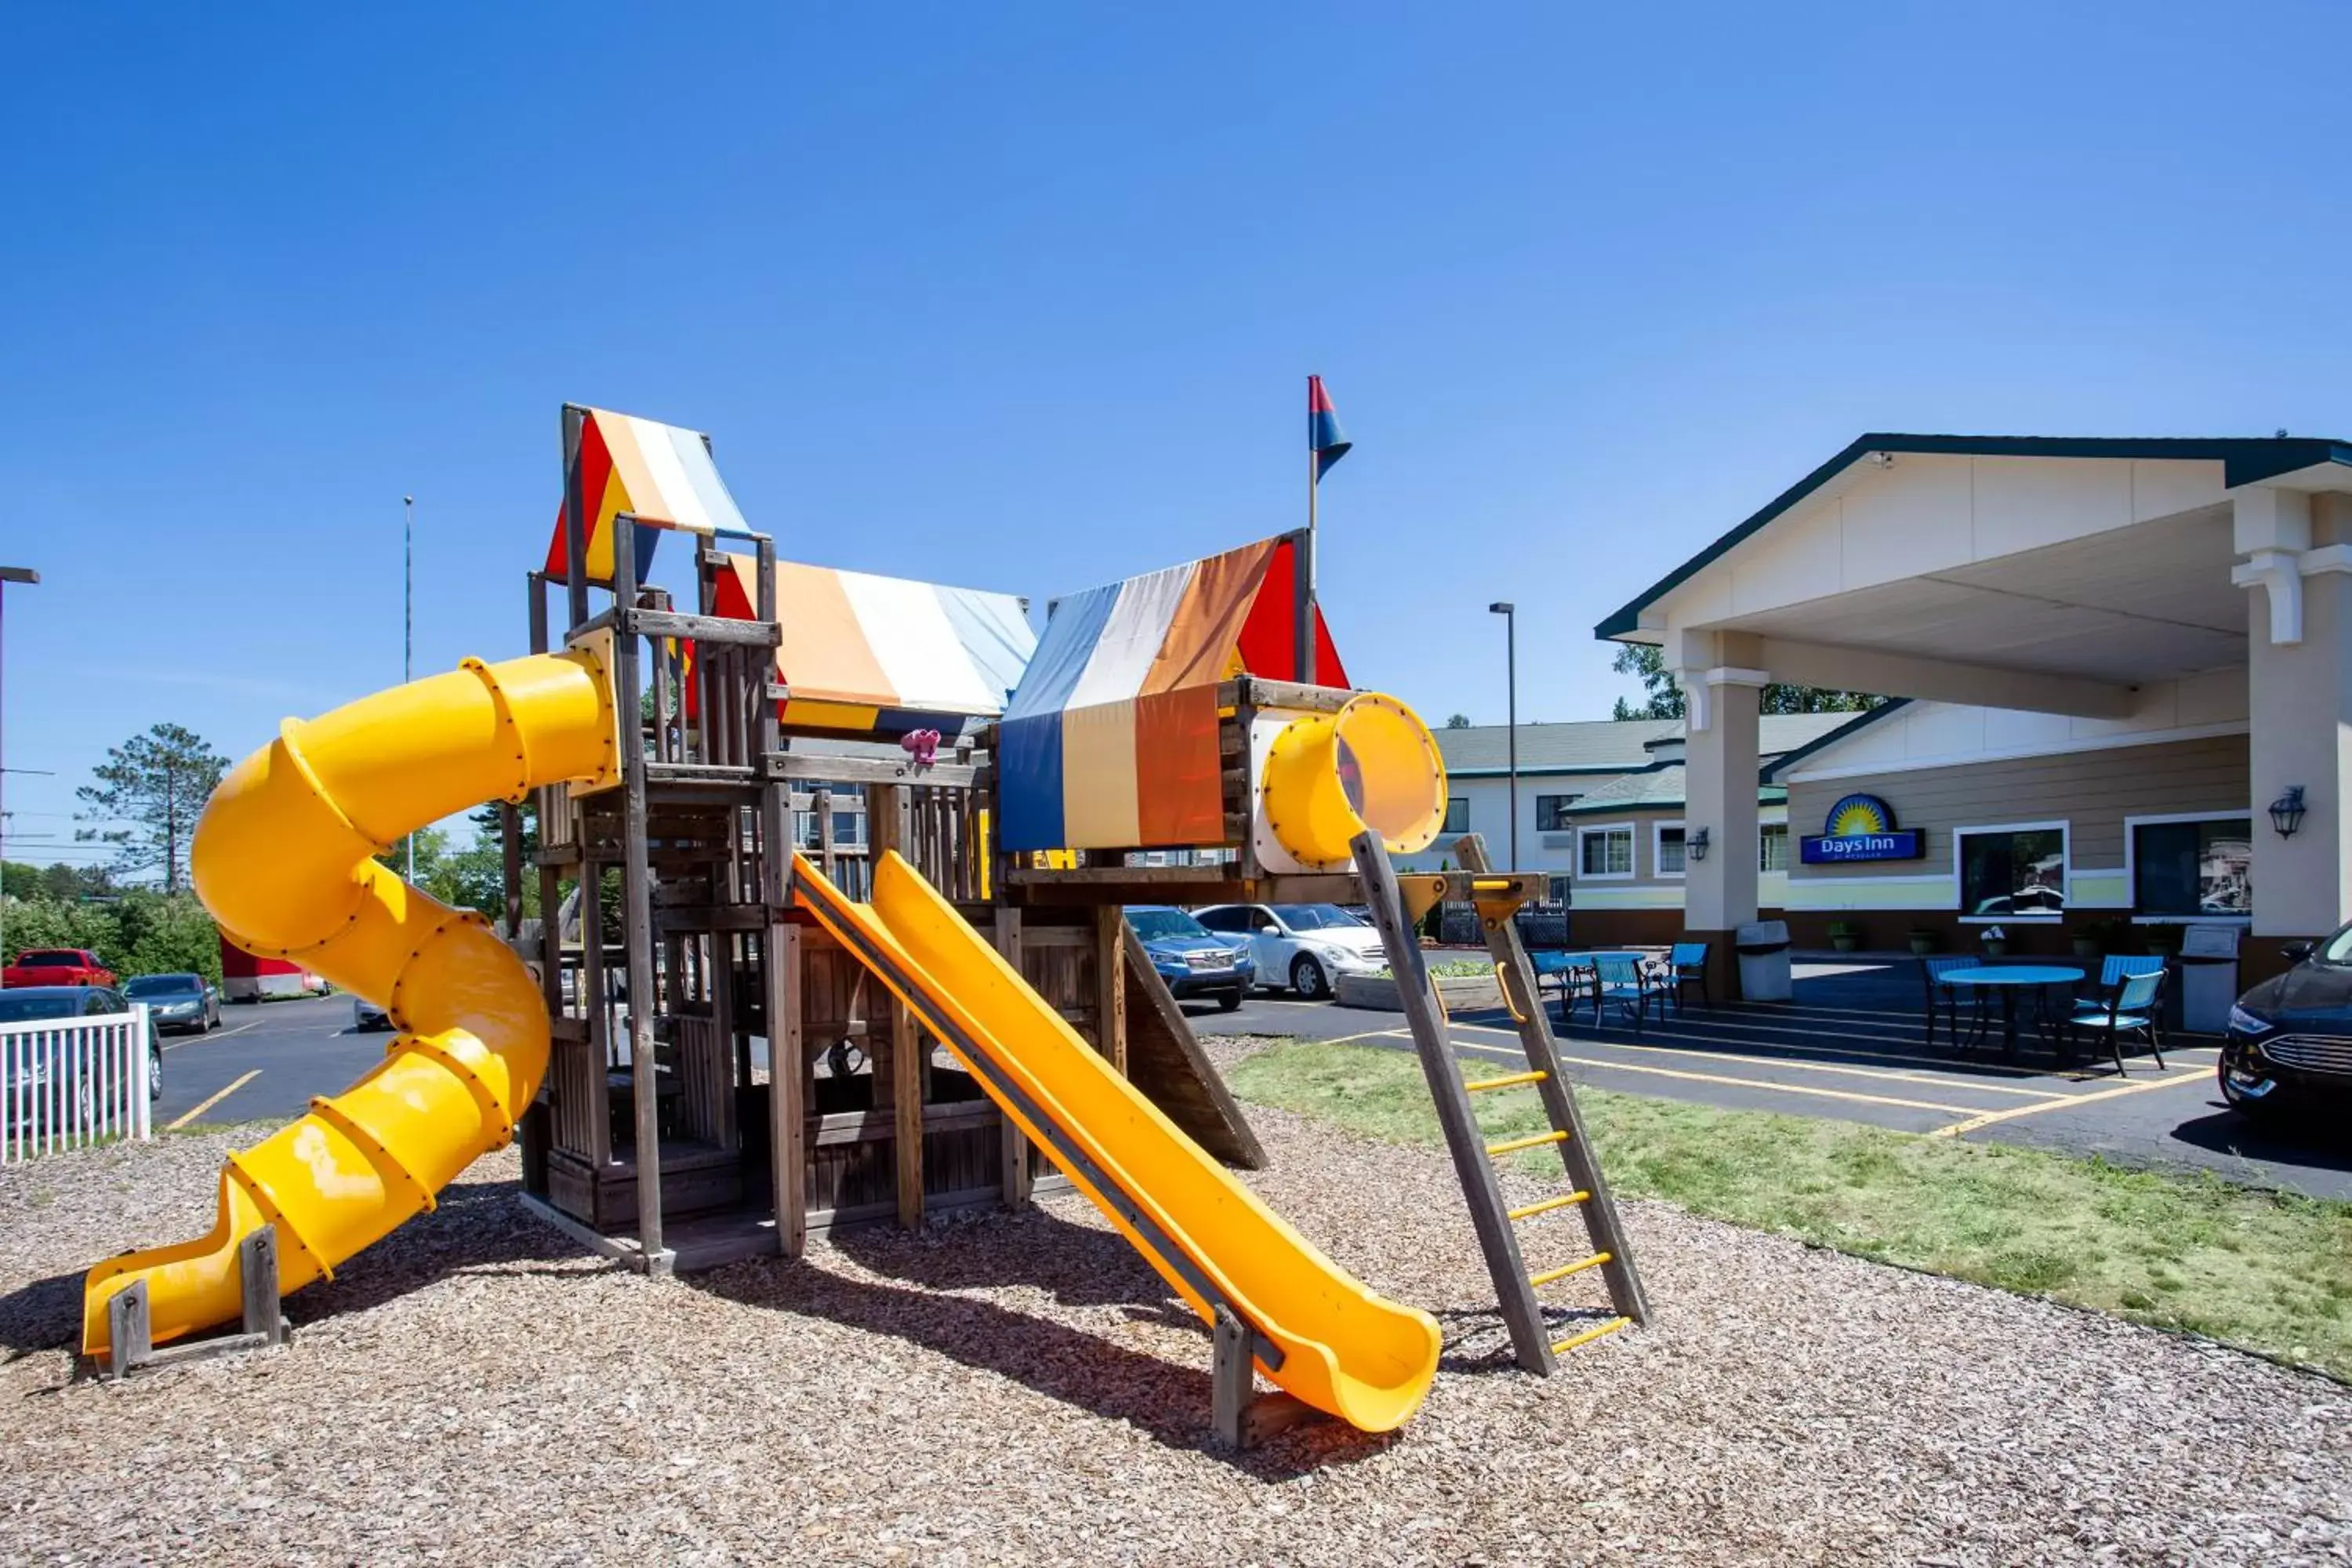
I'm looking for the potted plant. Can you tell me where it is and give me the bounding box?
[1828,920,1861,954]
[2142,923,2183,959]
[1980,924,2009,959]
[2073,916,2125,961]
[1907,927,1940,956]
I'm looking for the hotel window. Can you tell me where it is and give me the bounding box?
[1536,793,1581,830]
[1759,823,1789,872]
[1956,824,2067,917]
[1578,825,1634,879]
[1443,797,1471,834]
[1655,823,1686,877]
[2132,816,2252,916]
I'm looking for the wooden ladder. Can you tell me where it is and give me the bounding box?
[1351,829,1650,1373]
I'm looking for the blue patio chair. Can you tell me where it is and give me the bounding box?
[2064,968,2167,1076]
[1661,941,1711,1014]
[2100,954,2167,988]
[1589,952,1663,1034]
[1919,955,1989,1050]
[1529,949,1590,1020]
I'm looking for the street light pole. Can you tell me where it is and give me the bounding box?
[0,566,42,961]
[1488,601,1517,870]
[404,495,415,884]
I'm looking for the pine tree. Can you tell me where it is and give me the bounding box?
[74,724,230,892]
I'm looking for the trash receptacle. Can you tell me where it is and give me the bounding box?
[1736,920,1793,1003]
[2177,924,2244,1035]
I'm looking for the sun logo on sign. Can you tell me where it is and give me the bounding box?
[1826,793,1895,837]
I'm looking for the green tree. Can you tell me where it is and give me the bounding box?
[112,890,223,983]
[74,724,230,892]
[1609,643,1880,721]
[1444,713,1472,729]
[1,860,41,901]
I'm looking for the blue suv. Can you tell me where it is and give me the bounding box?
[1128,906,1253,1011]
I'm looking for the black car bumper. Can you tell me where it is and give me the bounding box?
[2224,1032,2352,1104]
[1160,968,1250,998]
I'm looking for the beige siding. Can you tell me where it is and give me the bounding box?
[1787,734,2249,880]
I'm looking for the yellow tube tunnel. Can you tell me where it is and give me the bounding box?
[1259,692,1449,871]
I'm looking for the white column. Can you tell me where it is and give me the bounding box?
[2237,488,2352,938]
[1676,630,1767,938]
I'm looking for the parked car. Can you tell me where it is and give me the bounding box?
[1126,906,1252,1011]
[2,948,117,989]
[353,994,394,1032]
[123,972,221,1034]
[0,985,162,1104]
[1192,902,1388,1000]
[2221,926,2352,1116]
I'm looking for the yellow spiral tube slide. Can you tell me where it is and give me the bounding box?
[1259,691,1450,870]
[80,650,620,1358]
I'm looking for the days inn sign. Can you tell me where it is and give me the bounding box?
[1798,793,1923,865]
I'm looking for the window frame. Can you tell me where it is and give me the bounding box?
[1653,819,1687,880]
[1576,822,1637,882]
[1952,819,2071,923]
[2123,810,2253,924]
[1442,797,1471,835]
[1534,793,1581,832]
[1759,822,1789,873]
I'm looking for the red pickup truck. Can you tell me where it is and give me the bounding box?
[2,948,118,989]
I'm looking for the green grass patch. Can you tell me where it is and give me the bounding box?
[1229,1040,2352,1380]
[1370,960,1494,980]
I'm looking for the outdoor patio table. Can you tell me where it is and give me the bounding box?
[1938,965,2084,1060]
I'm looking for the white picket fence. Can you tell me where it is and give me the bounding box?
[1,1004,151,1163]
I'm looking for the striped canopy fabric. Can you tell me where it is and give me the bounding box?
[998,535,1348,851]
[541,407,752,583]
[710,554,1035,738]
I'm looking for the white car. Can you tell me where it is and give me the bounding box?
[1192,902,1388,1000]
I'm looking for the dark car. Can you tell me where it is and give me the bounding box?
[1127,906,1254,1011]
[123,972,221,1034]
[2220,926,2352,1116]
[0,985,163,1108]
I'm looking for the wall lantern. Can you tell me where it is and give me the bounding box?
[2269,786,2307,839]
[1687,827,1710,862]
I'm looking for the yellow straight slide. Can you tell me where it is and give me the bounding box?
[81,649,621,1358]
[793,849,1443,1432]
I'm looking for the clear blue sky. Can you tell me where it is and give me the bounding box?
[3,3,2343,869]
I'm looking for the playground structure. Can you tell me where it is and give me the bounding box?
[78,404,1646,1443]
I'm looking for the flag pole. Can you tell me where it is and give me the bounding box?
[1299,377,1319,686]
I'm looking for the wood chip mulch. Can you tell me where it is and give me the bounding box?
[0,1040,2344,1565]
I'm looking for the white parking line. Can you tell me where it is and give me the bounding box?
[163,1020,259,1051]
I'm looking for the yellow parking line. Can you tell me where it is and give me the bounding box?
[1449,1020,2061,1097]
[1454,1040,1974,1116]
[1927,1069,2212,1138]
[165,1070,261,1131]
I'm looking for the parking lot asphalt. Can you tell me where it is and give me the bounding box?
[151,966,2351,1202]
[153,993,387,1130]
[1210,961,2352,1202]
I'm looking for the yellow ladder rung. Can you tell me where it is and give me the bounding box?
[1526,1247,1607,1287]
[1550,1316,1632,1356]
[1508,1191,1591,1223]
[1484,1129,1568,1157]
[1465,1069,1546,1093]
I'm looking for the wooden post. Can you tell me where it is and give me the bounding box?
[1093,904,1127,1076]
[871,784,925,1229]
[994,906,1032,1210]
[612,524,669,1275]
[561,404,589,633]
[770,920,807,1258]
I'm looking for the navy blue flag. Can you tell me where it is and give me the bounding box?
[1308,374,1352,481]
